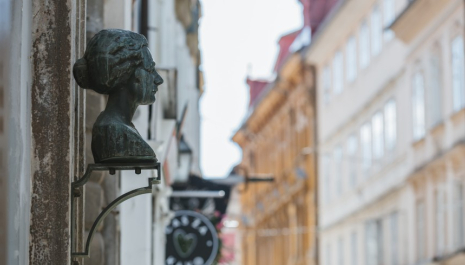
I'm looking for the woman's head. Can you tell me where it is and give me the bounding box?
[73,29,163,104]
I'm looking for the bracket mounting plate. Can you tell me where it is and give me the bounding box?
[70,162,161,259]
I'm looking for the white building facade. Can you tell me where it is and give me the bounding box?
[118,1,203,265]
[306,0,465,264]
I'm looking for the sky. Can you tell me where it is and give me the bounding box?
[199,0,303,177]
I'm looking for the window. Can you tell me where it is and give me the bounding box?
[249,151,256,172]
[384,100,397,151]
[371,5,382,56]
[372,112,384,160]
[351,232,358,265]
[334,146,343,195]
[429,48,443,127]
[322,155,331,203]
[436,189,446,255]
[323,66,331,104]
[383,0,395,41]
[325,243,332,265]
[360,21,370,69]
[412,71,426,140]
[451,36,465,111]
[338,237,344,265]
[333,51,344,94]
[361,123,372,172]
[454,182,464,248]
[366,219,383,265]
[390,212,399,265]
[346,36,357,82]
[416,201,426,261]
[347,134,358,187]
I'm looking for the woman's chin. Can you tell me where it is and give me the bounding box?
[146,95,156,104]
[139,92,156,105]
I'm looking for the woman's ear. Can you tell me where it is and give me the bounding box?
[129,68,141,85]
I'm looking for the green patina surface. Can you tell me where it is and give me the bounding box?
[73,29,163,163]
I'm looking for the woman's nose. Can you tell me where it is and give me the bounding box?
[154,73,163,86]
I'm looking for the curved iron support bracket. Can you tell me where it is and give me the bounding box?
[71,162,161,258]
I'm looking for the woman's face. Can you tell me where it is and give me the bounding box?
[130,47,163,105]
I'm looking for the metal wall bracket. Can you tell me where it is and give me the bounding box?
[70,162,161,259]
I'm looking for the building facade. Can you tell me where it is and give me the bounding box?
[0,0,88,264]
[0,0,202,264]
[233,50,317,265]
[231,1,340,264]
[306,0,465,264]
[118,0,203,265]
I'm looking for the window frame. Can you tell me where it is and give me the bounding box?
[333,145,343,195]
[360,122,372,172]
[346,36,358,82]
[360,20,371,69]
[371,5,382,56]
[372,111,385,160]
[428,45,443,127]
[384,99,397,151]
[346,134,358,187]
[333,50,344,95]
[323,65,332,104]
[412,70,426,141]
[416,200,426,261]
[383,0,395,41]
[451,35,465,112]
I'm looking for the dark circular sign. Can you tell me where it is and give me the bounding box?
[165,210,219,265]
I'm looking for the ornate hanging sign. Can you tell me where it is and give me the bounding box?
[165,210,219,265]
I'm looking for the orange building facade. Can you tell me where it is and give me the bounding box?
[232,52,318,265]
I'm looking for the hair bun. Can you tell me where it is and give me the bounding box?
[73,57,90,88]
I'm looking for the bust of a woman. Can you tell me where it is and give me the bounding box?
[73,29,163,164]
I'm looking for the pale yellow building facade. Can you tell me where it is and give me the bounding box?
[306,0,465,264]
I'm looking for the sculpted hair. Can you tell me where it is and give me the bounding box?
[73,29,148,94]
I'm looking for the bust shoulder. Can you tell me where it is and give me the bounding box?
[91,120,156,163]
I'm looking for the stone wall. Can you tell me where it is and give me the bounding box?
[83,0,121,264]
[83,90,120,265]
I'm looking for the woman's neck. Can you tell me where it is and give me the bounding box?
[104,87,138,124]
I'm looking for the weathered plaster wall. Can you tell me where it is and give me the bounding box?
[28,0,85,263]
[4,0,33,264]
[0,0,7,260]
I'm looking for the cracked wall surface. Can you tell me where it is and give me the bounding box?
[29,0,85,264]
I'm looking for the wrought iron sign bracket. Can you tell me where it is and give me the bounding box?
[70,162,161,259]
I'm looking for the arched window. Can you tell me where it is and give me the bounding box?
[384,99,397,150]
[383,0,395,41]
[323,65,331,104]
[372,112,384,160]
[451,35,465,111]
[346,36,357,82]
[360,122,372,172]
[360,20,370,69]
[429,43,443,127]
[412,71,425,140]
[371,5,382,56]
[333,51,344,95]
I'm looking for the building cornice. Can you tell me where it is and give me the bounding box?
[390,0,453,44]
[232,53,302,145]
[304,0,373,65]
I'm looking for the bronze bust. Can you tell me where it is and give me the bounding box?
[73,29,163,163]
